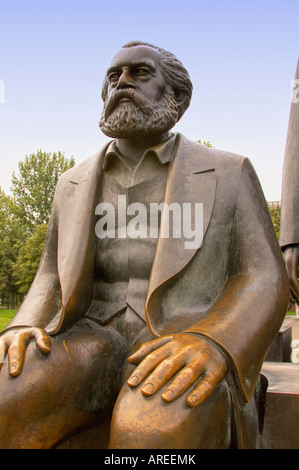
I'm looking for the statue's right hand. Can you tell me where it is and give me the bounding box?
[0,327,51,377]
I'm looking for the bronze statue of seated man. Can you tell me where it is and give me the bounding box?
[0,41,289,449]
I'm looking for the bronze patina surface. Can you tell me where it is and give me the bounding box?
[280,59,299,305]
[0,41,289,449]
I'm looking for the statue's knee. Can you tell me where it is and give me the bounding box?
[109,381,232,449]
[109,383,183,448]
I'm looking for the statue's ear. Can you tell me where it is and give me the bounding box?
[174,89,185,105]
[174,90,189,121]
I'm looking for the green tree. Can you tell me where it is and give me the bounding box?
[0,188,27,307]
[13,224,48,294]
[0,150,75,301]
[268,205,281,240]
[11,150,75,234]
[197,139,214,148]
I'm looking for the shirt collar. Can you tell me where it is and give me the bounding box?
[102,133,176,171]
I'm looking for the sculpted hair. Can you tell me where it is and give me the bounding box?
[101,40,193,122]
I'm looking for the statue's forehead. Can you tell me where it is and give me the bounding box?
[110,45,161,69]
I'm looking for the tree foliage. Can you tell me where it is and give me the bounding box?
[11,150,75,234]
[197,139,214,148]
[0,150,75,302]
[268,205,281,240]
[13,224,48,294]
[0,189,27,306]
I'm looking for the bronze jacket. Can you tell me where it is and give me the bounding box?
[5,133,289,404]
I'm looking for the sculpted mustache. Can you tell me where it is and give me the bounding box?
[104,89,152,120]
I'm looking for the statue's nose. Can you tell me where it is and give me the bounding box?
[117,69,135,89]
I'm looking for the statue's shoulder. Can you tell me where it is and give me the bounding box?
[180,133,248,172]
[57,141,111,186]
[209,146,248,171]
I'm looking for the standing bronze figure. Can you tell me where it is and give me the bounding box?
[0,42,289,449]
[280,59,299,304]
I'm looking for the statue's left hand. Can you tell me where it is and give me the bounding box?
[127,333,228,407]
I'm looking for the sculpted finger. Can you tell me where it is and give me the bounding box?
[31,328,52,355]
[127,344,173,388]
[0,339,8,371]
[161,362,204,403]
[7,336,26,377]
[127,336,172,365]
[186,374,219,408]
[141,352,186,397]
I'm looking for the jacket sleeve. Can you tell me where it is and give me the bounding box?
[185,158,290,402]
[1,175,65,333]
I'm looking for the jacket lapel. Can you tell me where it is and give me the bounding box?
[52,144,110,333]
[50,135,217,334]
[145,134,217,334]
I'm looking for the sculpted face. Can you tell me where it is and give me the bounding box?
[106,46,166,104]
[99,45,179,138]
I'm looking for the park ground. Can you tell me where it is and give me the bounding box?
[0,309,17,330]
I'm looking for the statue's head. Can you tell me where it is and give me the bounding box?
[99,41,193,138]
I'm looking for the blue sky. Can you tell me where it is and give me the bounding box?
[0,0,298,201]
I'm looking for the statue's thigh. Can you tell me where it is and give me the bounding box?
[109,378,232,449]
[0,318,127,448]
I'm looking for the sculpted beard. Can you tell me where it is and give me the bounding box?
[99,87,179,138]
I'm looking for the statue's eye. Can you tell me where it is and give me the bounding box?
[109,72,120,83]
[135,67,151,78]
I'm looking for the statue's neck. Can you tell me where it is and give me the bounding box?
[116,132,172,167]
